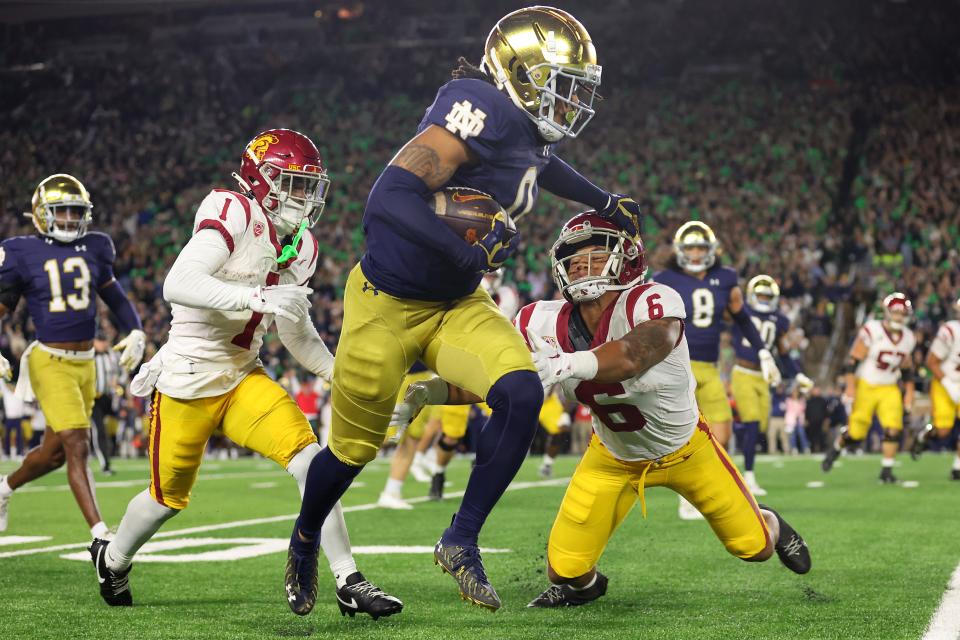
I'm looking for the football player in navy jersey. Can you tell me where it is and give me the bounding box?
[287,6,644,614]
[730,275,813,494]
[653,222,780,512]
[0,175,145,538]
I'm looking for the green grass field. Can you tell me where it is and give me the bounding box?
[0,451,957,640]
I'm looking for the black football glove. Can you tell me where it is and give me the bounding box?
[598,193,641,238]
[469,212,518,273]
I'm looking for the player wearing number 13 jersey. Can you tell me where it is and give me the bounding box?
[822,293,917,484]
[288,6,646,615]
[0,174,145,539]
[507,213,811,606]
[89,129,401,619]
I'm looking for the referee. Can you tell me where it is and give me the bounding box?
[91,334,121,475]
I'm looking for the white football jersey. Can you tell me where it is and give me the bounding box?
[158,189,319,399]
[493,285,519,320]
[855,318,916,386]
[515,282,699,461]
[929,320,960,382]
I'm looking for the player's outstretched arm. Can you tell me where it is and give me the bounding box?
[164,229,250,310]
[592,317,682,383]
[275,314,334,382]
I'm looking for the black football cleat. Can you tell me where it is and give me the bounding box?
[89,538,132,606]
[821,446,841,473]
[879,467,898,484]
[911,424,933,461]
[429,472,445,501]
[527,572,608,608]
[434,537,500,611]
[758,504,811,575]
[285,541,319,616]
[335,572,403,620]
[951,469,960,481]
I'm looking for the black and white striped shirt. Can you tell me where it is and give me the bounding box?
[94,350,121,397]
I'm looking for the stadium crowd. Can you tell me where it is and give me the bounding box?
[0,1,957,460]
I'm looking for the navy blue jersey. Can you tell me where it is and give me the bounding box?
[652,265,738,362]
[362,78,554,300]
[0,232,116,343]
[732,306,790,365]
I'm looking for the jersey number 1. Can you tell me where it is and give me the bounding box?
[43,257,91,312]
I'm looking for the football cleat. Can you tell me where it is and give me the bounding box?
[377,492,413,510]
[335,572,403,620]
[746,478,767,497]
[434,537,501,611]
[821,445,841,473]
[951,469,960,481]
[429,472,445,501]
[758,504,811,575]
[879,467,898,484]
[285,541,319,616]
[89,538,132,606]
[538,462,553,479]
[678,495,704,521]
[527,572,608,608]
[409,460,432,483]
[910,424,934,461]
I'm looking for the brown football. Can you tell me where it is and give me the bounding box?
[429,186,507,245]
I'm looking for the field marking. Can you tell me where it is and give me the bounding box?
[17,470,290,493]
[922,560,960,640]
[0,476,569,559]
[59,538,512,563]
[0,536,51,546]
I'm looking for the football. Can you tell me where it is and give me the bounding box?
[429,186,506,244]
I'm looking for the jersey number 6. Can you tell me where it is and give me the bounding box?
[575,381,648,432]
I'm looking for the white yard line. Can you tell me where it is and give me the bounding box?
[922,560,960,640]
[0,476,569,559]
[17,470,289,493]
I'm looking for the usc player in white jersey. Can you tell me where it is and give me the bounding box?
[822,293,917,483]
[914,297,960,480]
[394,213,811,607]
[88,129,401,619]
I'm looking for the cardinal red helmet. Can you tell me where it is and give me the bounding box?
[235,128,330,234]
[882,292,912,330]
[551,211,647,303]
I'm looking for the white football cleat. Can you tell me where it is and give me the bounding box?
[377,492,413,510]
[744,471,767,496]
[678,495,704,521]
[409,461,432,484]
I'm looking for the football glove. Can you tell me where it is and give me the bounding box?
[388,376,449,443]
[469,212,517,273]
[941,377,960,405]
[794,373,814,395]
[598,193,641,238]
[758,349,782,386]
[0,353,10,382]
[248,284,311,323]
[527,329,598,392]
[114,329,147,372]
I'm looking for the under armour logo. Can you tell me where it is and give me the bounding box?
[75,244,87,252]
[362,282,379,296]
[710,278,720,286]
[444,100,487,140]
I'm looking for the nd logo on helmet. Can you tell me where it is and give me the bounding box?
[249,134,280,161]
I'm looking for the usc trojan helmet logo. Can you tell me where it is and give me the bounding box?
[248,134,280,162]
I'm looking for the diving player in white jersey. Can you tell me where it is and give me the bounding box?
[822,292,917,483]
[913,296,960,480]
[88,129,401,619]
[393,212,811,607]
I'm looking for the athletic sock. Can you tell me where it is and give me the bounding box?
[105,489,178,572]
[90,521,109,539]
[286,442,322,498]
[881,457,895,468]
[384,477,404,497]
[0,475,12,498]
[291,447,361,556]
[569,573,598,591]
[737,421,759,472]
[542,454,555,466]
[320,501,357,588]
[444,371,541,546]
[953,455,960,471]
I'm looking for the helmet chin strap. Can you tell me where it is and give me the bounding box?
[277,218,308,264]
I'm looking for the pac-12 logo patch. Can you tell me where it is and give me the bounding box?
[253,222,264,237]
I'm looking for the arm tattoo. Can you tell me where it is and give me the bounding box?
[391,143,458,189]
[620,318,679,376]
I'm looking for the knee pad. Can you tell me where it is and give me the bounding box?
[883,429,901,443]
[437,436,460,452]
[487,370,544,418]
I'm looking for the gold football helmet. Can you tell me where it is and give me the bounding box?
[28,174,93,243]
[746,275,781,313]
[673,221,718,273]
[482,6,601,142]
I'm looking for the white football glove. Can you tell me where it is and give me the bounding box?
[387,376,449,444]
[527,330,598,392]
[758,349,782,386]
[248,284,311,323]
[0,353,10,382]
[941,377,960,405]
[794,373,814,395]
[113,329,147,372]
